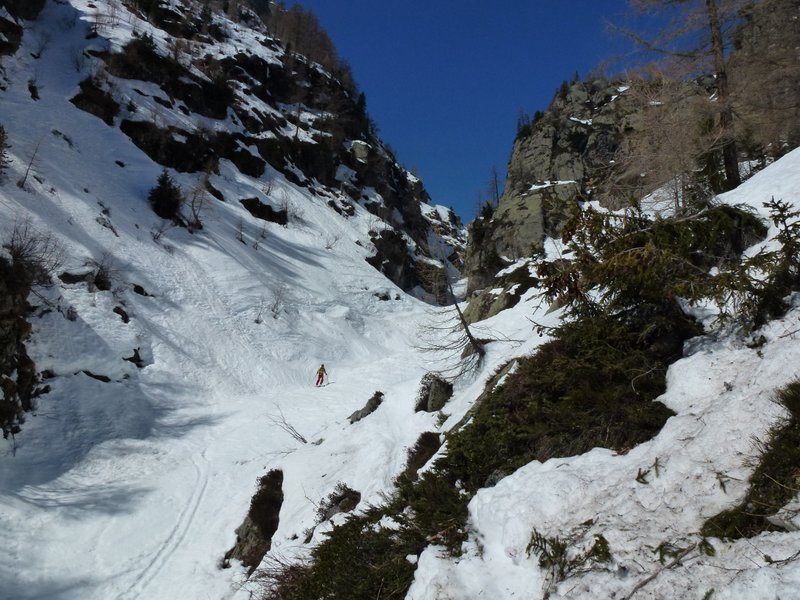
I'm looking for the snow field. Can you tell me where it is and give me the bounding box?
[1,0,800,598]
[0,2,461,598]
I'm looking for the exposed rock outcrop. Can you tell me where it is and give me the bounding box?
[240,197,288,225]
[3,0,46,21]
[69,78,120,126]
[0,256,36,439]
[465,78,634,292]
[415,373,453,413]
[348,390,384,424]
[365,229,417,291]
[316,483,361,522]
[56,2,465,300]
[462,262,538,324]
[0,0,45,57]
[223,469,284,575]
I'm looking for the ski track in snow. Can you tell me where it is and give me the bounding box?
[117,455,210,600]
[2,1,800,599]
[0,3,450,597]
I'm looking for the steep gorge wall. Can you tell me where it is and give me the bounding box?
[0,257,36,439]
[60,0,463,299]
[0,0,46,56]
[465,0,800,296]
[464,78,633,292]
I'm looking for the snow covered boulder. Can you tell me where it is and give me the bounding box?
[223,469,284,575]
[415,373,453,413]
[348,390,384,424]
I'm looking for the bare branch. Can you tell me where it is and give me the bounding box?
[266,403,307,444]
[621,542,698,600]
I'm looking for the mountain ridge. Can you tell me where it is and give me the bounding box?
[1,1,800,599]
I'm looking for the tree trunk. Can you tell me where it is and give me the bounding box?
[446,278,485,358]
[706,0,741,190]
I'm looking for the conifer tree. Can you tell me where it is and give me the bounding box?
[0,125,9,179]
[148,169,183,220]
[622,0,747,190]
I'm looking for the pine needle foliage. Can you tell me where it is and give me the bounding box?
[739,198,800,327]
[260,505,419,600]
[536,202,767,323]
[397,431,442,483]
[148,169,184,220]
[527,527,611,594]
[443,310,695,493]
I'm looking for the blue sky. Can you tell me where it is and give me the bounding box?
[296,1,636,221]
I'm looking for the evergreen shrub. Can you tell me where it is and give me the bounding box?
[443,311,693,493]
[262,506,417,600]
[701,380,800,539]
[397,431,441,483]
[148,169,183,220]
[535,202,768,326]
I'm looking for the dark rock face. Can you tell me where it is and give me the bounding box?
[0,17,22,56]
[348,391,384,424]
[415,373,453,413]
[3,0,46,21]
[0,257,36,439]
[317,484,361,522]
[64,1,463,300]
[239,197,288,225]
[0,0,45,56]
[224,469,284,575]
[70,78,120,126]
[119,120,219,173]
[463,264,538,324]
[366,229,416,291]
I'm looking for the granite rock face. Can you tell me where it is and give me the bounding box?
[465,78,635,292]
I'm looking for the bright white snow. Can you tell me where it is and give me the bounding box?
[1,2,799,600]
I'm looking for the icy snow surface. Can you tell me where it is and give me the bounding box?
[1,1,800,599]
[0,2,469,599]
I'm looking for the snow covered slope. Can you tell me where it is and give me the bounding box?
[2,1,800,599]
[409,148,800,600]
[0,1,467,598]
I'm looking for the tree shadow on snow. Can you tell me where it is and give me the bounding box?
[0,571,103,600]
[9,480,153,519]
[0,329,221,497]
[176,205,331,283]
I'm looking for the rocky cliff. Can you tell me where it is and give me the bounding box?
[464,0,800,298]
[2,0,463,296]
[0,255,37,439]
[464,78,634,294]
[0,0,464,436]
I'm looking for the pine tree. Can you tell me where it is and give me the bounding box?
[621,0,748,191]
[0,124,9,179]
[148,169,183,220]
